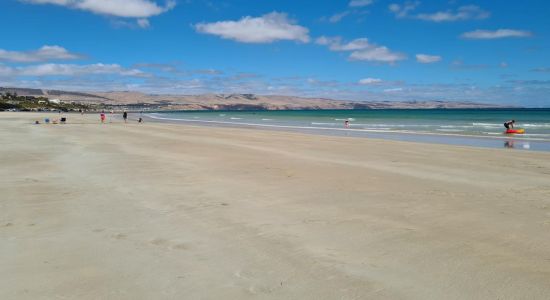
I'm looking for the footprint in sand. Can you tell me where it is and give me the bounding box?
[112,233,127,240]
[150,238,169,246]
[172,243,190,250]
[149,238,191,250]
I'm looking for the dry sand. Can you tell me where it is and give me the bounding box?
[1,112,550,299]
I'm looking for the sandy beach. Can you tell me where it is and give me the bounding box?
[2,112,550,299]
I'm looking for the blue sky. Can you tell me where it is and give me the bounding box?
[0,0,549,106]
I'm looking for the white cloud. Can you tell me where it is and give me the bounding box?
[350,47,406,63]
[22,0,175,18]
[383,87,403,92]
[416,5,489,22]
[195,12,310,43]
[388,1,419,18]
[328,11,350,23]
[137,18,150,28]
[416,54,442,64]
[316,36,370,51]
[349,0,373,7]
[0,63,148,77]
[358,77,382,85]
[461,29,533,39]
[22,0,70,4]
[531,67,550,73]
[389,3,489,22]
[316,36,406,64]
[0,45,83,63]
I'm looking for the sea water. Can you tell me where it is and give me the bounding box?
[147,109,550,151]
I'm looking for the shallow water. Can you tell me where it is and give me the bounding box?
[147,109,550,152]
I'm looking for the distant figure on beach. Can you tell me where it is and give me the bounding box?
[100,112,106,123]
[504,120,515,129]
[344,120,350,128]
[138,117,143,123]
[123,111,128,123]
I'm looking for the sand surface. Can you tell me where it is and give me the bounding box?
[2,112,550,299]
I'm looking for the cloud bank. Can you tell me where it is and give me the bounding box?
[0,46,83,63]
[0,63,148,77]
[461,29,533,39]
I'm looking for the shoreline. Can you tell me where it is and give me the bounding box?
[143,112,550,152]
[7,110,550,152]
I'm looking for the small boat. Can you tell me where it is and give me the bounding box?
[505,129,525,134]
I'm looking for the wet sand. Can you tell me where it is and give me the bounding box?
[2,112,550,299]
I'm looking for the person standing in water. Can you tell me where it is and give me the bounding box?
[344,120,350,128]
[504,120,515,130]
[123,111,128,123]
[100,111,106,123]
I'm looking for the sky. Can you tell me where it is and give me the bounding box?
[0,0,549,106]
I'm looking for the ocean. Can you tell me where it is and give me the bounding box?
[147,109,550,151]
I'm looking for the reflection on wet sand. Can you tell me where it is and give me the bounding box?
[504,140,531,150]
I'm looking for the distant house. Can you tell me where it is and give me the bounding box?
[49,99,61,104]
[38,100,47,104]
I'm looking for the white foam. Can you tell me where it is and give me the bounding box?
[522,123,550,128]
[472,122,500,126]
[436,129,463,132]
[311,122,338,126]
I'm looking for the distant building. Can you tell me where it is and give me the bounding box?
[38,100,47,104]
[49,99,61,104]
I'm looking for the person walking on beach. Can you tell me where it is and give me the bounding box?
[100,112,106,123]
[504,120,515,130]
[123,111,128,123]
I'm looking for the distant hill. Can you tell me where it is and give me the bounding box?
[0,87,107,101]
[0,87,511,110]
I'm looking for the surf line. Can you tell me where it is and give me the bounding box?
[146,114,550,142]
